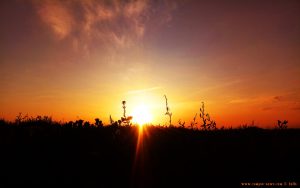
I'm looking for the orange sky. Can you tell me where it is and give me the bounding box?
[0,0,300,127]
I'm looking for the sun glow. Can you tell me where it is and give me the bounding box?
[131,104,153,126]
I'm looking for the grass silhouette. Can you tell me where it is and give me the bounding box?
[0,115,299,187]
[0,101,299,187]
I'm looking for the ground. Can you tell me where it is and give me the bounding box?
[0,123,299,187]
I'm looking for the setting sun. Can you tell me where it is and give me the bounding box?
[131,104,153,126]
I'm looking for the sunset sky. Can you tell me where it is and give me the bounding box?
[1,0,300,127]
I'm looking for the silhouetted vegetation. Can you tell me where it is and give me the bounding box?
[120,100,133,126]
[199,102,217,130]
[0,117,299,187]
[0,101,298,187]
[178,119,185,128]
[190,113,197,130]
[95,118,103,128]
[164,94,172,126]
[277,120,288,129]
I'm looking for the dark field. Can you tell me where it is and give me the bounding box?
[0,121,299,187]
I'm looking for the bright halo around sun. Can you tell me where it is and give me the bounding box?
[131,104,153,126]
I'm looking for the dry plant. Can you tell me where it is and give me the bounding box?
[120,101,132,126]
[164,95,172,126]
[199,102,216,130]
[277,120,288,129]
[190,113,197,130]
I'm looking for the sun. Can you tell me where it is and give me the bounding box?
[131,104,153,126]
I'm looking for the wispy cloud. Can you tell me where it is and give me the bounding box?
[273,92,300,103]
[228,96,271,104]
[35,0,75,40]
[33,0,177,53]
[273,92,300,111]
[201,80,242,92]
[229,91,300,111]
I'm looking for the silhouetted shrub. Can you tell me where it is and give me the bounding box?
[66,121,74,128]
[178,119,185,128]
[0,118,6,127]
[277,120,288,129]
[15,112,28,125]
[35,115,52,125]
[84,121,90,128]
[76,119,84,128]
[95,118,103,128]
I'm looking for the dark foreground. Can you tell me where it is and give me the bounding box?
[0,123,299,187]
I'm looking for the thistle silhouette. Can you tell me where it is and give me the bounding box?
[122,101,126,118]
[120,100,132,126]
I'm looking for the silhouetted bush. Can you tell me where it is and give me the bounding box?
[277,120,288,129]
[65,121,74,128]
[15,112,28,125]
[0,118,6,127]
[84,121,90,128]
[95,118,103,128]
[75,119,84,128]
[178,119,185,128]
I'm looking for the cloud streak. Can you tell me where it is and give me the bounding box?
[34,0,177,52]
